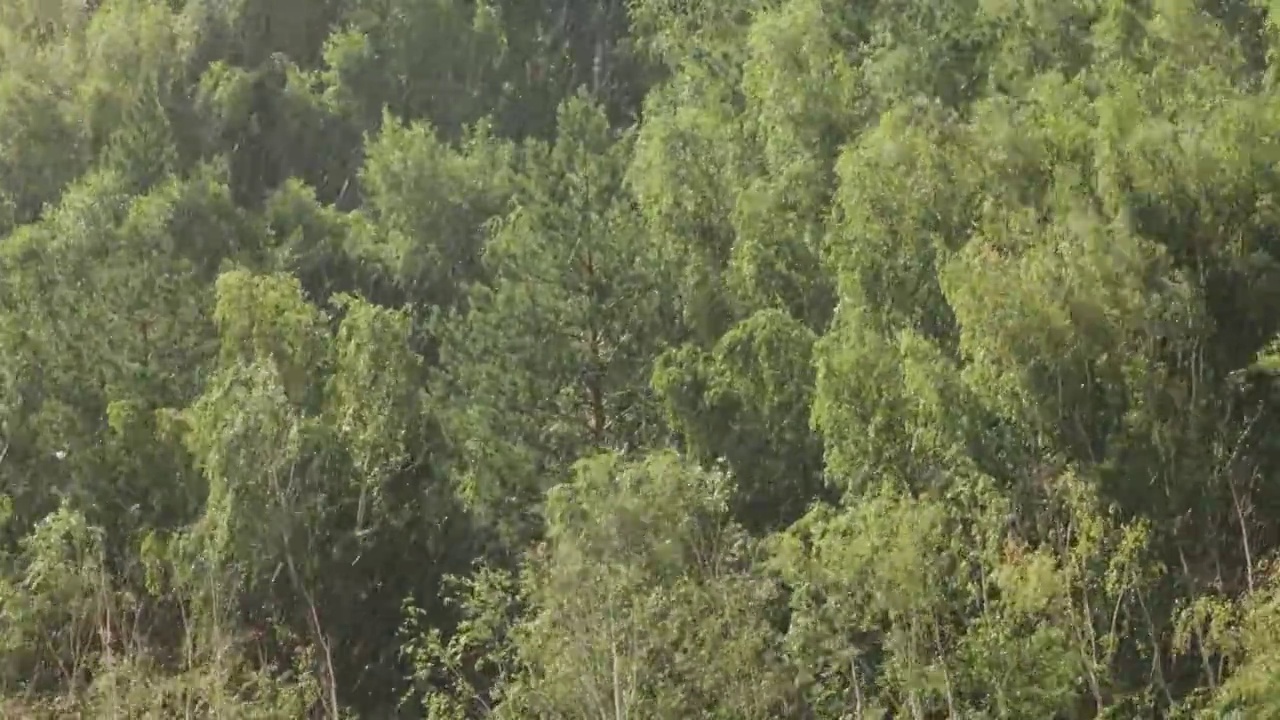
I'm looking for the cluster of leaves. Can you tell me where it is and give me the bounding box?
[6,0,1280,717]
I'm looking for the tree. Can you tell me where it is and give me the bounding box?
[435,95,677,548]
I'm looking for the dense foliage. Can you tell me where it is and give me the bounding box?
[5,0,1280,717]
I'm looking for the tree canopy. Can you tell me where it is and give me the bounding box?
[5,0,1280,717]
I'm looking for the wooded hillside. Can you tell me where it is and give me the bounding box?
[4,0,1280,717]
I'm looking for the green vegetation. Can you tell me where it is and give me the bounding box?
[4,0,1280,716]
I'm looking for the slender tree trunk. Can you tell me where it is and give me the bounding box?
[1228,471,1255,593]
[851,657,864,718]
